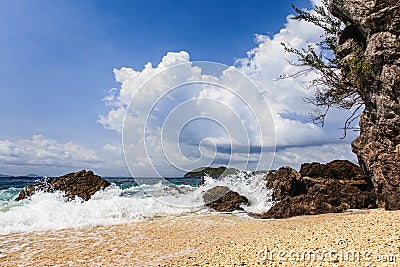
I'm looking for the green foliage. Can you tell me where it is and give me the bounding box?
[290,0,342,52]
[281,0,366,137]
[345,48,374,87]
[183,166,238,178]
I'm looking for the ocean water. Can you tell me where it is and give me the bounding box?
[0,173,274,234]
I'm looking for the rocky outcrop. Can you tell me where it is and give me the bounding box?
[202,186,248,212]
[261,180,376,219]
[300,160,374,191]
[265,167,307,201]
[329,0,400,209]
[300,160,363,179]
[15,170,110,201]
[260,160,377,219]
[259,194,347,219]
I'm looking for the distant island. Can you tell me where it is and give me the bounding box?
[184,166,272,178]
[183,166,238,178]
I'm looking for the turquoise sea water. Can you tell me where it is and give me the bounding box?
[0,173,273,234]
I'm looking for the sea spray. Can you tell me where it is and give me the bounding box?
[198,172,275,213]
[0,172,274,234]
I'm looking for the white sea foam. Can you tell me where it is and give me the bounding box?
[199,172,275,213]
[0,172,273,234]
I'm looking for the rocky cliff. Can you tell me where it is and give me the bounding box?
[329,0,400,209]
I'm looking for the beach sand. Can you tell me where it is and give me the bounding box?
[0,209,399,266]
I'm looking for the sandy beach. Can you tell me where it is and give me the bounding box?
[0,209,398,266]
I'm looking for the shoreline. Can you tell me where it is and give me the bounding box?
[1,209,399,266]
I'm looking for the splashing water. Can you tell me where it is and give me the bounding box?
[0,172,274,234]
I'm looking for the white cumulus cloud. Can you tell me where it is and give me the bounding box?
[93,1,358,176]
[0,135,100,175]
[0,135,131,176]
[98,7,357,176]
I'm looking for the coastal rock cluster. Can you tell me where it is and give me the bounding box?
[329,0,400,209]
[201,160,376,218]
[259,160,377,219]
[15,170,110,201]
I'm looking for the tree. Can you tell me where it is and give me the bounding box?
[284,0,400,210]
[281,0,374,138]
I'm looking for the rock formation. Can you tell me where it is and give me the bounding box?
[15,170,110,201]
[202,186,248,212]
[300,160,374,191]
[329,0,400,209]
[265,166,306,201]
[259,160,376,219]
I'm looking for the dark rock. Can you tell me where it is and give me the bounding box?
[202,186,248,212]
[265,166,306,201]
[308,179,377,209]
[259,195,348,219]
[198,178,205,187]
[300,160,361,179]
[261,179,376,219]
[259,164,377,219]
[299,162,328,179]
[15,170,110,201]
[300,160,374,191]
[329,0,400,209]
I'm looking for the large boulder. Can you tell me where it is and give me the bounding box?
[261,179,376,219]
[15,170,110,201]
[202,186,248,212]
[265,166,306,201]
[307,179,376,209]
[329,0,400,209]
[300,160,362,180]
[300,160,374,191]
[259,195,347,219]
[259,161,377,219]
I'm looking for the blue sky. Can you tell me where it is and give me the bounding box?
[1,0,309,143]
[0,0,358,176]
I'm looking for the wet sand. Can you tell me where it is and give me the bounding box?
[0,209,399,266]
